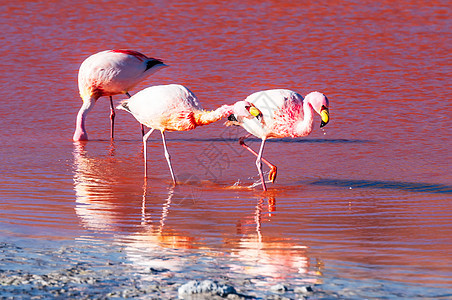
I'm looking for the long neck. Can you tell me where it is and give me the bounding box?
[73,97,96,141]
[294,100,314,137]
[193,105,233,126]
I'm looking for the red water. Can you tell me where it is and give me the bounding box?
[0,0,451,297]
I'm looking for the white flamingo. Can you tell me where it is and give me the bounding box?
[227,89,330,191]
[74,49,168,141]
[117,84,262,184]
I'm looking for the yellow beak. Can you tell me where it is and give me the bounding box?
[249,106,262,119]
[320,107,329,128]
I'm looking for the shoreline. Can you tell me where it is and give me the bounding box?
[1,240,450,299]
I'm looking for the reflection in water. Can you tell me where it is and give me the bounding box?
[73,142,118,232]
[73,143,199,274]
[137,180,194,249]
[73,141,196,245]
[125,183,199,276]
[72,143,321,283]
[229,197,321,284]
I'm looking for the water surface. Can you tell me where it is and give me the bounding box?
[0,1,451,298]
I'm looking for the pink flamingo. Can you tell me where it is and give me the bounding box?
[116,84,262,184]
[227,89,330,191]
[73,49,168,141]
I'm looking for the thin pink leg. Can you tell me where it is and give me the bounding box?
[256,138,267,191]
[143,128,155,178]
[109,96,115,140]
[160,131,177,185]
[239,136,277,183]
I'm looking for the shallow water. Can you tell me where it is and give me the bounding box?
[0,0,451,298]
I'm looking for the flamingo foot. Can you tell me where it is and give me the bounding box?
[269,166,277,183]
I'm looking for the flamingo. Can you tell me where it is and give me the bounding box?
[73,49,168,141]
[116,84,262,184]
[227,89,330,191]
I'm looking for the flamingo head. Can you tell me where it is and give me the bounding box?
[228,101,262,123]
[305,91,330,127]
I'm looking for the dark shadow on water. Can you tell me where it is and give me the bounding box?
[260,138,372,144]
[310,178,452,194]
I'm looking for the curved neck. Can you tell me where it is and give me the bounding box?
[294,100,314,137]
[73,98,96,141]
[193,105,233,126]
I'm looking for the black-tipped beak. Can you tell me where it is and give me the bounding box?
[228,114,238,122]
[146,59,169,71]
[320,105,329,128]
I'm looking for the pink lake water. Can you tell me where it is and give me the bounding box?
[0,1,451,298]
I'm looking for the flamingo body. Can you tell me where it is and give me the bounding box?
[78,50,165,100]
[120,84,203,131]
[74,49,167,141]
[228,89,330,191]
[117,84,262,184]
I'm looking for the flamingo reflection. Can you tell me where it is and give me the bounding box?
[229,197,321,282]
[73,142,196,247]
[73,142,120,232]
[73,145,321,282]
[73,145,200,275]
[136,179,195,249]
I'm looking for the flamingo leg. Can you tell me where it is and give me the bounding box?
[143,129,155,178]
[160,131,177,185]
[109,96,116,140]
[256,138,267,191]
[239,136,277,183]
[126,92,145,136]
